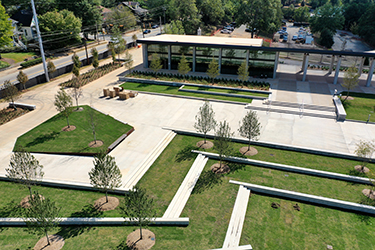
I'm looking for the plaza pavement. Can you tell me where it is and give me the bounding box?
[1,47,375,187]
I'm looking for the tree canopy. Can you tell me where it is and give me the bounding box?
[0,2,13,48]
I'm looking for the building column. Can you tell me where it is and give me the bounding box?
[358,57,365,76]
[302,53,309,82]
[246,50,250,69]
[333,55,342,85]
[142,44,148,68]
[301,53,307,71]
[218,48,222,73]
[168,45,171,70]
[193,47,196,72]
[366,57,375,87]
[273,52,279,79]
[328,55,335,74]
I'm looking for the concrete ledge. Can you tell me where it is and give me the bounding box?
[164,128,370,162]
[333,96,346,121]
[230,180,375,215]
[107,127,135,152]
[192,151,374,185]
[0,174,130,194]
[179,88,267,100]
[9,102,36,110]
[245,105,336,119]
[0,217,189,226]
[211,245,253,250]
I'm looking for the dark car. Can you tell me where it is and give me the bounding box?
[151,24,159,29]
[224,26,234,31]
[143,29,151,34]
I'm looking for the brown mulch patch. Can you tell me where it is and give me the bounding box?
[196,140,214,149]
[346,96,354,100]
[127,229,155,250]
[362,189,375,200]
[211,163,230,174]
[1,58,15,65]
[0,107,29,126]
[88,140,103,148]
[20,194,45,208]
[354,165,369,173]
[94,196,119,211]
[61,125,76,132]
[34,235,65,250]
[239,146,258,156]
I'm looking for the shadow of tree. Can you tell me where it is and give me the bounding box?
[175,145,197,163]
[114,240,131,250]
[348,169,367,178]
[0,200,25,232]
[192,170,223,194]
[25,131,60,147]
[356,213,373,225]
[70,204,103,218]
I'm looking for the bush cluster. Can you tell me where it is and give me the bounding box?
[0,107,30,126]
[307,64,375,74]
[61,62,122,87]
[129,70,270,90]
[20,57,43,68]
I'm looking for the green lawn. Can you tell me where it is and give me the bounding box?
[0,60,10,69]
[14,105,133,154]
[2,52,36,63]
[120,82,254,103]
[183,85,269,98]
[341,92,375,122]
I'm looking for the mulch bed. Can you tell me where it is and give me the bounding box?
[362,189,375,200]
[127,229,155,250]
[239,146,258,156]
[20,194,45,208]
[94,196,119,211]
[34,235,65,250]
[354,165,369,173]
[211,163,230,174]
[196,140,214,149]
[0,107,30,126]
[89,140,104,148]
[61,125,76,132]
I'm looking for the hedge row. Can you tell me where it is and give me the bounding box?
[129,71,270,90]
[308,64,375,74]
[61,62,122,87]
[20,57,43,68]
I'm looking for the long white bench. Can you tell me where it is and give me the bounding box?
[333,96,346,121]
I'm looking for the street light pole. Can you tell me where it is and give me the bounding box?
[30,0,49,82]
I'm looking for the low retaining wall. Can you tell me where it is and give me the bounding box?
[178,88,267,100]
[0,217,189,226]
[230,180,375,215]
[107,127,135,152]
[333,96,346,121]
[192,151,373,185]
[8,102,36,110]
[165,128,369,162]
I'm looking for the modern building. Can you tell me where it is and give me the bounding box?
[137,34,375,86]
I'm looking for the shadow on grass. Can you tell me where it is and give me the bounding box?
[0,200,24,232]
[70,204,103,218]
[114,240,131,250]
[348,169,367,178]
[25,131,60,148]
[192,170,223,194]
[175,145,197,163]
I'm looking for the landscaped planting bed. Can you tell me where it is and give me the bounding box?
[14,105,133,154]
[0,107,30,125]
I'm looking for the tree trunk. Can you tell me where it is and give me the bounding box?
[28,186,32,198]
[248,137,251,151]
[66,116,70,128]
[76,98,79,110]
[139,220,143,240]
[93,131,96,144]
[45,229,50,245]
[204,133,206,144]
[105,191,108,203]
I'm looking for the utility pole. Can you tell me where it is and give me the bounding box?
[84,38,89,65]
[96,21,99,44]
[159,16,162,33]
[30,0,49,82]
[163,7,166,25]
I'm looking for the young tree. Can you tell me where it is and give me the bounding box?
[6,150,44,197]
[87,105,98,143]
[0,2,14,53]
[108,42,116,63]
[2,80,19,109]
[107,8,136,32]
[238,111,261,153]
[71,53,81,78]
[54,88,73,128]
[17,71,28,90]
[110,26,126,60]
[120,185,156,240]
[207,58,220,84]
[178,54,191,80]
[23,191,61,246]
[164,20,185,34]
[69,81,83,110]
[124,50,133,74]
[355,140,375,173]
[237,60,249,88]
[341,65,359,103]
[214,120,234,169]
[149,53,162,73]
[194,100,216,144]
[47,60,56,79]
[132,34,138,47]
[89,152,122,203]
[91,48,99,69]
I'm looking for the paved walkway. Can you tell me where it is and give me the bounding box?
[163,154,208,218]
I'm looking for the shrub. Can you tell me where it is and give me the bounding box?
[20,57,43,68]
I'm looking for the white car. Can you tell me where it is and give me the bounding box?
[221,29,232,34]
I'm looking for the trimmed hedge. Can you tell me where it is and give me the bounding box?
[20,57,43,68]
[308,64,375,74]
[129,70,270,90]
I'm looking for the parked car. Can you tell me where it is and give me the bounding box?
[143,29,151,34]
[221,29,232,34]
[283,36,288,42]
[224,26,234,31]
[292,35,298,41]
[151,24,159,29]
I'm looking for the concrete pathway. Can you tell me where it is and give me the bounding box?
[163,154,208,218]
[222,185,251,249]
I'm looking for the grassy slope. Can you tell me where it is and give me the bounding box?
[341,92,375,122]
[14,105,133,154]
[2,52,36,63]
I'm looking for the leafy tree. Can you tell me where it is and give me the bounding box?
[238,111,261,152]
[178,54,191,79]
[6,149,44,197]
[358,4,375,47]
[54,88,73,128]
[47,61,56,79]
[124,50,133,74]
[89,152,122,203]
[319,28,334,48]
[23,191,61,246]
[194,100,216,144]
[107,8,136,31]
[69,81,83,110]
[0,2,13,50]
[237,60,249,87]
[341,65,359,103]
[39,10,82,49]
[214,120,234,169]
[282,4,295,19]
[110,26,126,60]
[198,0,225,25]
[150,53,162,73]
[343,2,367,31]
[293,6,309,23]
[91,48,99,69]
[164,20,185,34]
[355,140,375,172]
[108,42,116,63]
[206,58,220,84]
[173,0,201,34]
[132,34,138,47]
[2,80,19,109]
[120,185,156,240]
[71,53,81,78]
[17,71,28,90]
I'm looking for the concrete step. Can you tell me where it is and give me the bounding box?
[123,130,176,190]
[222,185,251,249]
[163,154,208,218]
[264,100,335,112]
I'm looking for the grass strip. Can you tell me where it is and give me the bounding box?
[2,52,36,63]
[182,85,269,98]
[341,92,375,122]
